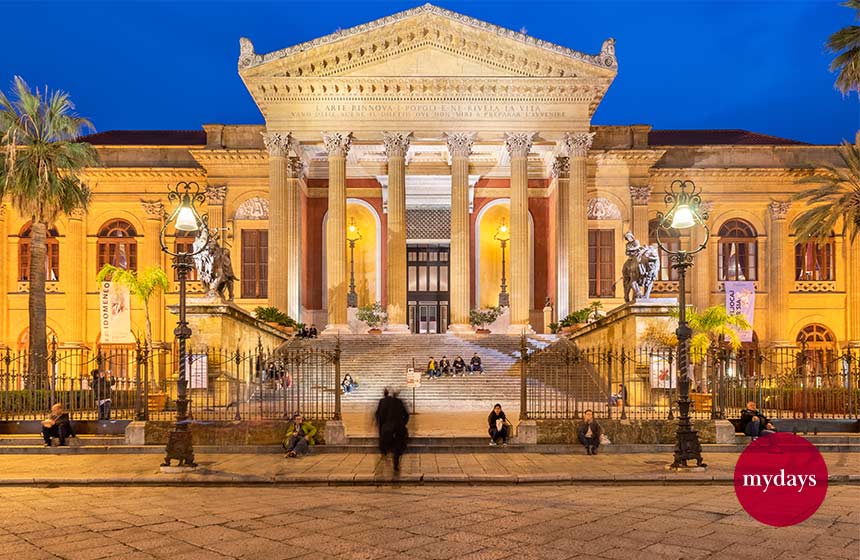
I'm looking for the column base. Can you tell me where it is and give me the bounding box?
[447,323,473,334]
[507,324,534,335]
[384,323,411,334]
[322,324,351,335]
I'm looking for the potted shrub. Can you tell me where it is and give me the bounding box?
[558,306,592,334]
[469,306,502,334]
[253,306,296,334]
[357,302,387,334]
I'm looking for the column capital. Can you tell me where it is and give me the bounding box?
[68,207,85,220]
[262,131,293,157]
[140,199,165,220]
[628,185,652,206]
[0,203,6,219]
[551,156,570,179]
[503,132,536,158]
[382,131,413,158]
[564,131,595,157]
[768,200,791,221]
[321,131,353,157]
[205,184,228,205]
[445,132,476,158]
[286,157,306,179]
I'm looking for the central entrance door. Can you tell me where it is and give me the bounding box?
[407,244,450,334]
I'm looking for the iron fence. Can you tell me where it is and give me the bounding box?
[0,339,341,423]
[523,338,860,421]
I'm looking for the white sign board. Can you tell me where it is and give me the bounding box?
[188,354,208,389]
[650,355,677,389]
[405,367,421,389]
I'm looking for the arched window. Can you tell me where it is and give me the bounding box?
[17,326,59,351]
[97,220,137,272]
[18,223,60,282]
[174,232,198,281]
[717,219,757,281]
[797,324,837,383]
[648,219,679,281]
[795,238,835,281]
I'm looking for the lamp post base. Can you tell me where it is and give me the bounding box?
[669,428,707,469]
[161,429,197,468]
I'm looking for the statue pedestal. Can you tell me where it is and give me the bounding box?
[568,299,679,348]
[168,299,291,352]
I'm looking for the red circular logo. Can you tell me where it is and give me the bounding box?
[734,432,828,527]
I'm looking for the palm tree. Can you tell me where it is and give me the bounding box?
[0,77,98,379]
[792,138,860,243]
[687,305,752,363]
[828,0,860,96]
[97,265,168,356]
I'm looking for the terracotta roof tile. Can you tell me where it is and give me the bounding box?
[648,129,808,146]
[79,130,206,146]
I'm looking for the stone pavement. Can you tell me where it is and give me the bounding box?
[0,484,857,560]
[0,451,856,485]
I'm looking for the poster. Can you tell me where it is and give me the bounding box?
[725,281,756,342]
[99,281,134,344]
[188,354,208,389]
[405,367,421,389]
[650,355,677,388]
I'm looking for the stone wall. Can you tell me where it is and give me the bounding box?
[537,418,717,445]
[144,420,326,446]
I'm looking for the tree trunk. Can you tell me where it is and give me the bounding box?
[28,220,48,386]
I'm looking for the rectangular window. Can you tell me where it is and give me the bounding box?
[241,229,268,298]
[418,265,427,291]
[588,229,615,298]
[408,266,417,291]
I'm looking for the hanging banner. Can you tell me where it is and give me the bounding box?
[725,281,756,342]
[99,281,134,344]
[650,355,677,388]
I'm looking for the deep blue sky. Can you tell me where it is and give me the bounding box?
[2,1,854,144]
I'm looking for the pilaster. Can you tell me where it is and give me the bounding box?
[567,131,594,312]
[141,200,165,345]
[849,236,860,343]
[66,208,87,344]
[446,132,475,332]
[504,132,536,330]
[382,131,412,332]
[0,204,7,345]
[629,184,651,248]
[322,131,353,331]
[767,201,791,343]
[205,185,227,233]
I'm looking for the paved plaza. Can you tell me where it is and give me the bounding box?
[0,484,857,560]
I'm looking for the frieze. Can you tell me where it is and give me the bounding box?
[587,197,622,220]
[382,131,413,158]
[768,200,791,220]
[239,4,616,74]
[234,197,270,220]
[504,132,536,158]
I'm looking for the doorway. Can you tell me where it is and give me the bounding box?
[407,244,450,334]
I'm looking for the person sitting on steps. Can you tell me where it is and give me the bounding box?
[577,410,603,455]
[42,403,75,447]
[342,374,357,394]
[488,403,512,446]
[284,413,317,458]
[426,356,440,379]
[469,352,484,374]
[452,355,466,376]
[739,401,776,440]
[438,355,451,376]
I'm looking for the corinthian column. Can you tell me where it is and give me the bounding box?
[322,131,353,331]
[552,154,571,320]
[504,132,536,330]
[140,200,165,345]
[629,185,652,247]
[382,132,412,332]
[768,201,791,343]
[263,132,293,316]
[446,132,476,332]
[567,132,594,312]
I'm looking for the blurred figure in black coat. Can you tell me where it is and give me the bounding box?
[374,388,409,471]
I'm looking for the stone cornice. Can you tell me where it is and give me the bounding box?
[189,149,267,167]
[239,4,617,75]
[593,149,667,165]
[80,167,206,181]
[650,167,818,178]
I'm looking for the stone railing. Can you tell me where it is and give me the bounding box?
[717,281,759,292]
[793,280,837,293]
[651,281,679,293]
[16,281,61,293]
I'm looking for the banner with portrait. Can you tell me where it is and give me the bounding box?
[725,281,756,343]
[99,281,134,344]
[650,355,677,388]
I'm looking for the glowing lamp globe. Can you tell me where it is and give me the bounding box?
[670,204,696,230]
[174,200,199,232]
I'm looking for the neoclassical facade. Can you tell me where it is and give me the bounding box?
[1,4,857,351]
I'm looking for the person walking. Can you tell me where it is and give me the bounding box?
[374,388,410,472]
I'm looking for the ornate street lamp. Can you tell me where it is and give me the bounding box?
[655,179,709,470]
[159,181,208,468]
[346,217,362,308]
[494,219,510,308]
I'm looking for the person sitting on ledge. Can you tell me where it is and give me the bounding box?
[577,410,603,455]
[426,356,440,379]
[452,355,466,376]
[438,355,451,376]
[284,413,317,458]
[42,403,74,447]
[609,383,628,407]
[309,325,319,338]
[469,353,484,375]
[739,401,776,439]
[488,403,512,446]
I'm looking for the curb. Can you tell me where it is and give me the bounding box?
[2,473,856,487]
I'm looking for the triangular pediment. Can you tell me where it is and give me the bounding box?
[239,4,617,80]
